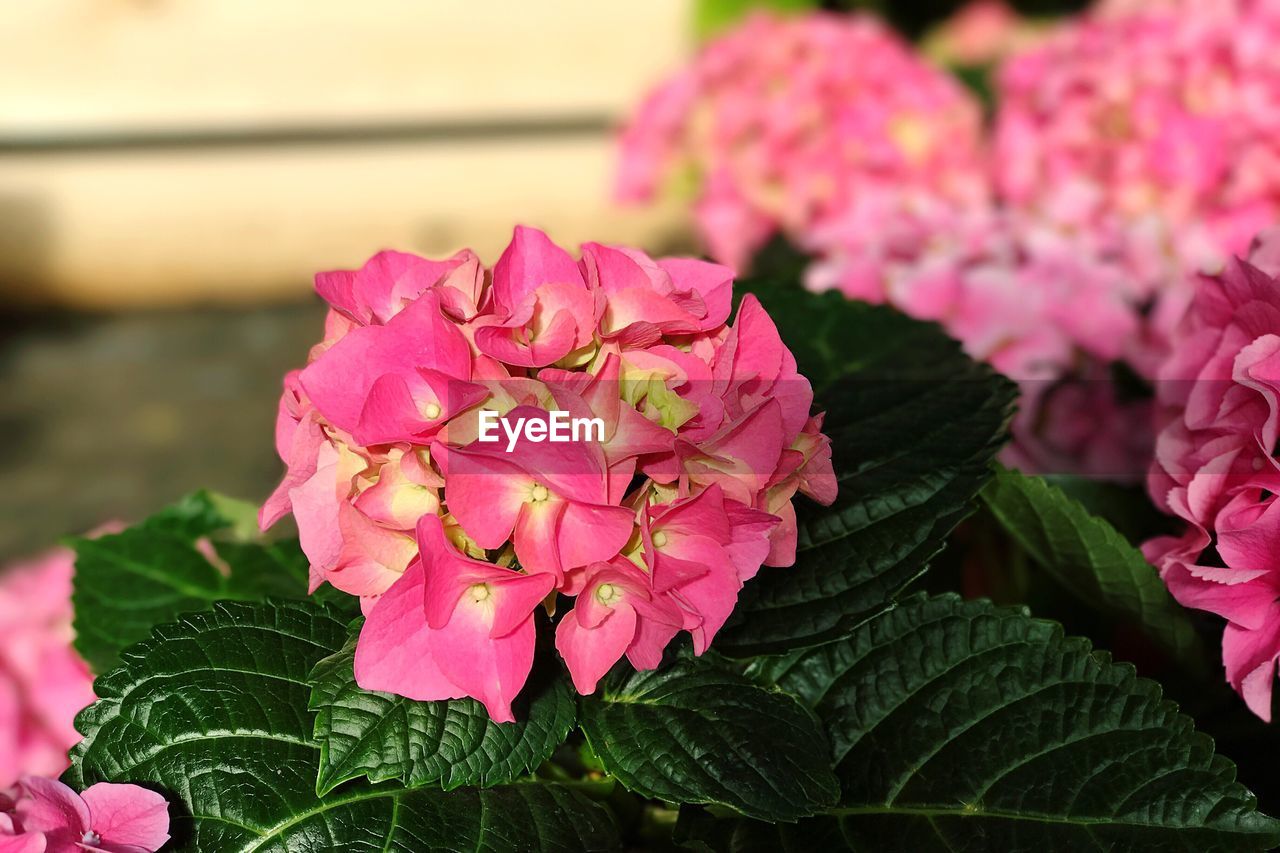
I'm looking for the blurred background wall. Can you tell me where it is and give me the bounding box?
[0,0,692,307]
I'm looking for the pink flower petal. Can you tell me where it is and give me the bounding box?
[80,784,169,852]
[557,605,637,695]
[355,561,461,703]
[14,777,89,851]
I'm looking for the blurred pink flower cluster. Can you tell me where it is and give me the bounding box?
[616,11,987,271]
[995,0,1280,271]
[1,776,169,853]
[804,191,1178,478]
[263,226,835,720]
[1145,231,1280,719]
[619,2,1280,483]
[0,549,95,789]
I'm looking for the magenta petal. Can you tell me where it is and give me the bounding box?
[513,501,567,578]
[763,500,798,568]
[353,374,425,446]
[492,226,585,313]
[0,833,45,853]
[581,242,656,295]
[433,607,539,723]
[433,445,530,550]
[556,503,635,571]
[474,309,579,368]
[626,616,681,672]
[660,257,734,329]
[288,448,345,578]
[487,572,557,639]
[1223,618,1280,721]
[14,777,88,852]
[80,785,169,852]
[417,515,554,637]
[704,401,787,487]
[556,605,637,695]
[671,560,743,655]
[300,295,471,433]
[354,561,461,702]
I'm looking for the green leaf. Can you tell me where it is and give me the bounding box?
[579,659,839,822]
[70,491,314,673]
[981,465,1206,663]
[67,599,619,852]
[693,0,819,39]
[1040,473,1179,546]
[715,286,1016,655]
[724,594,1280,851]
[309,621,577,795]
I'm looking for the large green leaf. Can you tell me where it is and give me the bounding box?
[981,465,1206,663]
[67,599,619,852]
[579,659,839,822]
[715,284,1016,655]
[70,492,314,673]
[708,594,1280,851]
[309,622,577,795]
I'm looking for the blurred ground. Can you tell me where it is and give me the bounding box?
[0,303,324,559]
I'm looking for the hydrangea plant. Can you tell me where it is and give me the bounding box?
[44,232,1280,851]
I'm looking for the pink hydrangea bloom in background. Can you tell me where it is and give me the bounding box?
[264,226,836,720]
[0,549,97,789]
[922,0,1049,68]
[1,776,169,853]
[805,191,1183,480]
[994,0,1280,273]
[1145,244,1280,719]
[616,11,986,271]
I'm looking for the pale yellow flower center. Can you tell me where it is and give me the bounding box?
[595,583,619,606]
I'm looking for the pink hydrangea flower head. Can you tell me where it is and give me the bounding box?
[805,190,1180,480]
[994,0,1280,271]
[1145,243,1280,719]
[0,549,98,789]
[3,776,169,853]
[266,226,837,717]
[616,11,987,270]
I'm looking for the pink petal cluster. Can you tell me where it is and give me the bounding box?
[0,776,169,853]
[994,0,1280,272]
[805,190,1183,480]
[263,226,836,720]
[0,550,96,789]
[1145,241,1280,719]
[615,11,987,271]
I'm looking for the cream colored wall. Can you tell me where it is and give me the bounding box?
[0,0,694,307]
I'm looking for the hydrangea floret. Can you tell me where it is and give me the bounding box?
[1146,236,1280,719]
[0,776,169,853]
